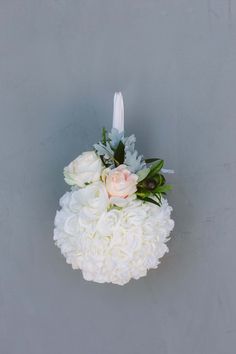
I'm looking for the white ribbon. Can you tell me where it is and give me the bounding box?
[112,92,124,133]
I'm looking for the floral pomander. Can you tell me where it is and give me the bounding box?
[54,93,174,285]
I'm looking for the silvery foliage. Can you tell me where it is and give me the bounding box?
[93,141,113,159]
[93,139,115,168]
[123,134,146,173]
[108,128,124,149]
[94,128,146,172]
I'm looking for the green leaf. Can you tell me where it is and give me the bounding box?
[148,160,164,177]
[102,127,107,144]
[145,158,161,164]
[155,184,173,193]
[154,174,166,186]
[137,168,150,182]
[136,190,150,198]
[137,196,161,207]
[113,141,125,165]
[154,193,162,203]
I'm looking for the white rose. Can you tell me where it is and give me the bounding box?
[77,181,109,212]
[109,194,136,207]
[68,181,109,220]
[96,209,120,236]
[64,151,102,187]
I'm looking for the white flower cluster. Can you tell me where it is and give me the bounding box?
[54,178,174,285]
[54,91,175,285]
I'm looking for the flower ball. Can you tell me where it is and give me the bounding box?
[54,156,174,285]
[54,93,174,285]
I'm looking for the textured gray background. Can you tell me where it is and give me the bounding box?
[0,1,236,354]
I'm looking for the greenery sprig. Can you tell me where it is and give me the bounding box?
[136,159,172,206]
[94,128,173,206]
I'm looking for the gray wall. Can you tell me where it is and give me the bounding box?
[0,1,236,354]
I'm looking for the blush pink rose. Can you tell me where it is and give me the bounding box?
[105,165,138,198]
